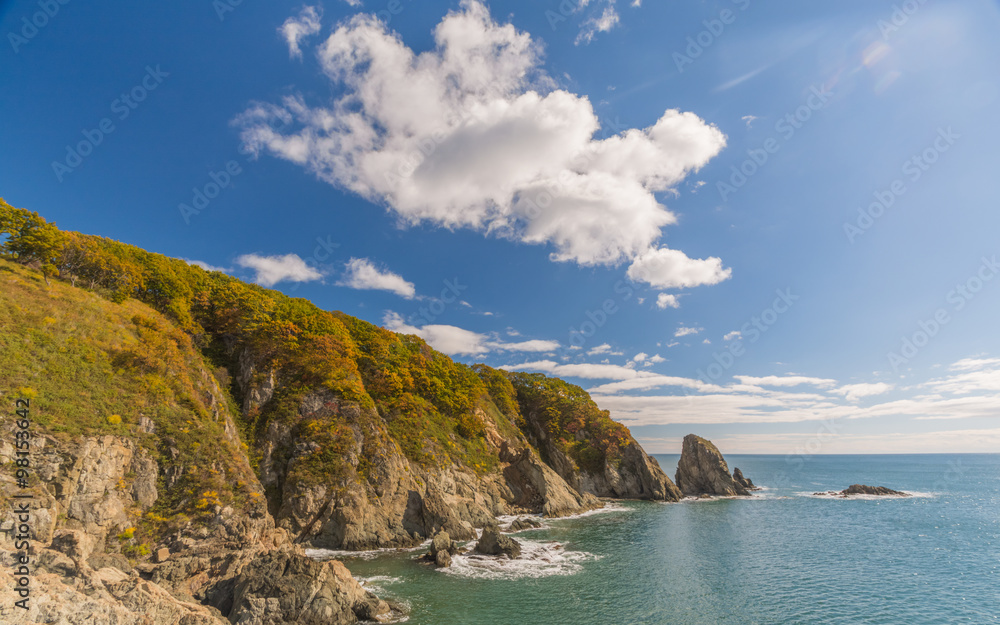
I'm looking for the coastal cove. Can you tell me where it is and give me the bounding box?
[329,454,1000,625]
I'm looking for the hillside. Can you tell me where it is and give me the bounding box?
[0,198,680,623]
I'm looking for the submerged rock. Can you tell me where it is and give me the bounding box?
[675,434,753,497]
[814,484,910,498]
[475,526,522,559]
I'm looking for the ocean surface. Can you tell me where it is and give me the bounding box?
[312,454,999,624]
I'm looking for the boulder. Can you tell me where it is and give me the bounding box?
[474,526,521,559]
[220,550,392,624]
[507,517,543,532]
[428,529,456,568]
[675,434,752,497]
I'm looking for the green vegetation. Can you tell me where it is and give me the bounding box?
[0,196,641,521]
[505,372,632,473]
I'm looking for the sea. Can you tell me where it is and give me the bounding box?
[309,454,999,624]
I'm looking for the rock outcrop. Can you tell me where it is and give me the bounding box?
[507,517,543,532]
[428,530,458,568]
[814,484,910,497]
[733,467,759,491]
[475,527,522,559]
[675,434,753,497]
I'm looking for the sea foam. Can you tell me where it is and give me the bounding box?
[439,537,600,580]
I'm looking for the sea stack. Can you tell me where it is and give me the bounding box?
[675,434,753,497]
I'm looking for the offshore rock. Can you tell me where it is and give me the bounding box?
[675,434,752,497]
[814,484,911,497]
[733,467,759,491]
[475,526,522,559]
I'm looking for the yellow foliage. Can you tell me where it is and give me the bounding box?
[107,414,122,425]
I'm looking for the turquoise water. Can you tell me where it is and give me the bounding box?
[324,455,999,624]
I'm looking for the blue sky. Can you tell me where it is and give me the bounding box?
[3,0,1000,453]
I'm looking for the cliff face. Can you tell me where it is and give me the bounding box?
[674,434,752,497]
[508,372,683,502]
[0,203,678,621]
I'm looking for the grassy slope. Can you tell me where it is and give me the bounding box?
[0,207,646,521]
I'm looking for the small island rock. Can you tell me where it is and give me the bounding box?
[675,434,753,497]
[814,484,910,497]
[475,526,522,559]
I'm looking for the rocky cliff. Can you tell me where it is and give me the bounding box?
[0,204,678,622]
[674,434,754,497]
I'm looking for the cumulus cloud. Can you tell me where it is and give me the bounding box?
[280,6,322,59]
[674,325,702,338]
[627,247,731,289]
[383,312,559,356]
[723,330,742,341]
[337,258,416,299]
[235,253,324,287]
[238,1,725,281]
[656,293,680,309]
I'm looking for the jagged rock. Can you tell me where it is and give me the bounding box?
[814,484,910,497]
[732,467,759,491]
[518,404,683,503]
[220,550,391,625]
[507,516,543,532]
[428,529,456,568]
[675,434,752,497]
[475,526,521,559]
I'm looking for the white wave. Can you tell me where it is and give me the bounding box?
[548,501,634,521]
[439,537,599,580]
[305,540,431,561]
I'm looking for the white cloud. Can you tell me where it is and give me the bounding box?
[338,257,416,299]
[341,0,362,6]
[496,339,561,352]
[280,6,322,59]
[589,357,1000,432]
[384,312,488,355]
[674,325,702,337]
[587,343,624,356]
[723,330,742,341]
[238,1,725,283]
[735,375,837,388]
[383,312,559,356]
[648,354,665,363]
[627,247,731,289]
[833,382,894,402]
[235,253,324,287]
[656,293,680,309]
[741,115,758,128]
[183,259,229,273]
[576,5,619,45]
